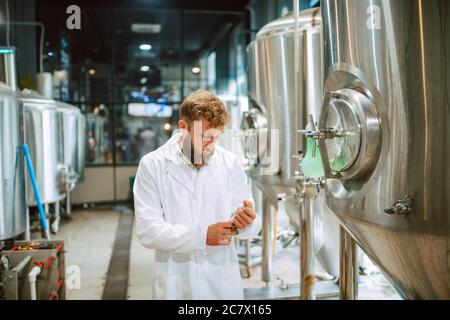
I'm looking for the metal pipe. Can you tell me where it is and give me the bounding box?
[339,226,358,300]
[23,144,51,240]
[28,266,42,300]
[66,192,72,216]
[0,21,45,73]
[51,201,60,234]
[13,255,31,274]
[25,207,31,240]
[245,239,251,268]
[300,185,315,299]
[0,48,17,91]
[261,197,273,284]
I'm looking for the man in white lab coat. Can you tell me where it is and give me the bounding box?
[133,90,261,300]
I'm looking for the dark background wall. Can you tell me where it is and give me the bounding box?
[0,0,38,89]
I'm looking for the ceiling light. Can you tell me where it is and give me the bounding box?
[88,69,96,75]
[139,44,152,50]
[192,67,201,74]
[140,77,148,85]
[163,123,172,131]
[140,65,150,72]
[131,23,161,34]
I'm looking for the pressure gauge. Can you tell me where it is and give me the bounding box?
[1,255,10,272]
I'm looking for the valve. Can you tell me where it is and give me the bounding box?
[384,195,413,215]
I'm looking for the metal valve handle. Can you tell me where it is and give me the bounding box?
[297,112,341,179]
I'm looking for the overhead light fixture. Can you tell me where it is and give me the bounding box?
[131,23,161,34]
[139,44,152,50]
[88,69,96,75]
[140,77,148,85]
[47,51,56,57]
[192,67,201,74]
[140,65,150,72]
[163,123,172,131]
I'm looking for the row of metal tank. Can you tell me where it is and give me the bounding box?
[0,51,86,240]
[244,0,449,299]
[243,7,340,279]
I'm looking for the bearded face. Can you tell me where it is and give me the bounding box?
[178,118,223,168]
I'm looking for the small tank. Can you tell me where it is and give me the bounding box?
[20,90,65,205]
[0,83,26,240]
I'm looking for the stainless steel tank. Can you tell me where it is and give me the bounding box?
[319,0,450,299]
[77,113,86,182]
[21,90,65,206]
[55,102,81,177]
[0,83,26,239]
[244,8,340,276]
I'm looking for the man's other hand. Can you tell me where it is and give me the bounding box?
[206,221,238,246]
[232,200,257,229]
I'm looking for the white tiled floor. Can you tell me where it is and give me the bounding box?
[127,224,154,300]
[53,207,401,300]
[52,209,120,300]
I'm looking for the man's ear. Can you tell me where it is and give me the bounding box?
[178,119,187,129]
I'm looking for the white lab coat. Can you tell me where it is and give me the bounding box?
[133,133,261,300]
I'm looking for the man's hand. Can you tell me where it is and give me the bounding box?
[232,200,257,229]
[207,221,238,246]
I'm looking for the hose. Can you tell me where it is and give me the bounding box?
[23,144,51,240]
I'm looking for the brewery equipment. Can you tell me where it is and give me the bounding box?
[0,84,26,240]
[0,240,66,300]
[55,101,86,216]
[243,8,340,284]
[21,90,65,207]
[315,0,450,299]
[0,48,26,241]
[77,113,87,182]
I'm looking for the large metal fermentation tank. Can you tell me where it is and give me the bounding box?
[0,84,26,240]
[319,0,450,298]
[55,102,82,177]
[21,90,65,206]
[244,8,340,276]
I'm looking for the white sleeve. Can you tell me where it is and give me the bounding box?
[133,158,208,253]
[230,157,262,240]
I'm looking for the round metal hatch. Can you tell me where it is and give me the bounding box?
[319,88,381,183]
[325,98,361,172]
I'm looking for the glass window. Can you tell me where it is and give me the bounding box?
[38,5,248,166]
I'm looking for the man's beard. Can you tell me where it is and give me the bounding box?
[181,136,215,168]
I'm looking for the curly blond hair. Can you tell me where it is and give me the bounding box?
[179,90,230,128]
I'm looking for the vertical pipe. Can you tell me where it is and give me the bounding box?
[245,239,251,269]
[23,144,50,240]
[339,226,358,300]
[180,9,185,100]
[25,207,31,240]
[66,192,72,216]
[2,48,17,91]
[111,7,118,204]
[300,188,315,299]
[261,197,273,284]
[52,201,60,233]
[44,203,50,232]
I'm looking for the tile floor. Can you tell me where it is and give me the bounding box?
[51,206,401,300]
